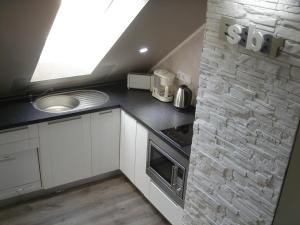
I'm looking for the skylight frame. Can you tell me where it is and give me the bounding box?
[30,0,149,82]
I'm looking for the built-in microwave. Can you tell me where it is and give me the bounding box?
[146,132,189,208]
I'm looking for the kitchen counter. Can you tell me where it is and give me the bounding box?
[0,83,195,158]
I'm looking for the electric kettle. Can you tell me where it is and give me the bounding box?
[173,85,192,111]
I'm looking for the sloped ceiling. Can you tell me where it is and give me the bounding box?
[0,0,207,99]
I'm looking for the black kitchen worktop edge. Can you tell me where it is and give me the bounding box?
[0,83,195,158]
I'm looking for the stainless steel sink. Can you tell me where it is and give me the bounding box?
[33,95,80,113]
[32,90,109,113]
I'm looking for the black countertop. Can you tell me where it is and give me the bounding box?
[0,84,195,158]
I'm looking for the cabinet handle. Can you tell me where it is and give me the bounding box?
[0,154,16,162]
[171,166,178,188]
[0,126,27,134]
[98,110,112,115]
[48,116,82,125]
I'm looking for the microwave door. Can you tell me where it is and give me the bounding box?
[149,143,175,186]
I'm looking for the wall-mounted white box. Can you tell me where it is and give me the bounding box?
[127,73,154,91]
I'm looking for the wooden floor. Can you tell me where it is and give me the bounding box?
[0,176,170,225]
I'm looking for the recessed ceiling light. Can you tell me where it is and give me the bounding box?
[30,0,149,82]
[139,47,148,54]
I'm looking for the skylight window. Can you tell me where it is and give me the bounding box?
[30,0,149,82]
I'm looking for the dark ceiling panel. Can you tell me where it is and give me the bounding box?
[0,0,207,99]
[0,0,61,96]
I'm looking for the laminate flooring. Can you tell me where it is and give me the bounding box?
[0,175,170,225]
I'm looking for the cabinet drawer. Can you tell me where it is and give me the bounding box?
[0,181,41,201]
[149,181,183,225]
[0,149,40,192]
[0,138,39,156]
[0,125,38,145]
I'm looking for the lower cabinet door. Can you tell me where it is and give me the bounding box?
[91,109,120,175]
[134,123,150,198]
[149,181,184,225]
[120,110,137,182]
[0,148,41,199]
[38,115,92,189]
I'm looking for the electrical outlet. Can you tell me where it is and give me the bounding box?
[177,71,192,84]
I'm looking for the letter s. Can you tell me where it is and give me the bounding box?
[226,24,243,45]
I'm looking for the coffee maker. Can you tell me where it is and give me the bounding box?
[152,69,175,102]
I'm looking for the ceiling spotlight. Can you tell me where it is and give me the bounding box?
[139,47,148,54]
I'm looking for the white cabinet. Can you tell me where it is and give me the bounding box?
[0,125,41,200]
[119,110,183,225]
[38,115,92,189]
[120,110,150,196]
[134,123,150,198]
[149,181,184,225]
[91,109,120,176]
[0,107,184,225]
[120,110,137,183]
[38,109,121,189]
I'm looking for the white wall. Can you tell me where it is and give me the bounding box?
[184,0,300,225]
[152,26,205,105]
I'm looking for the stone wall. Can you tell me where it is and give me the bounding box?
[184,0,300,225]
